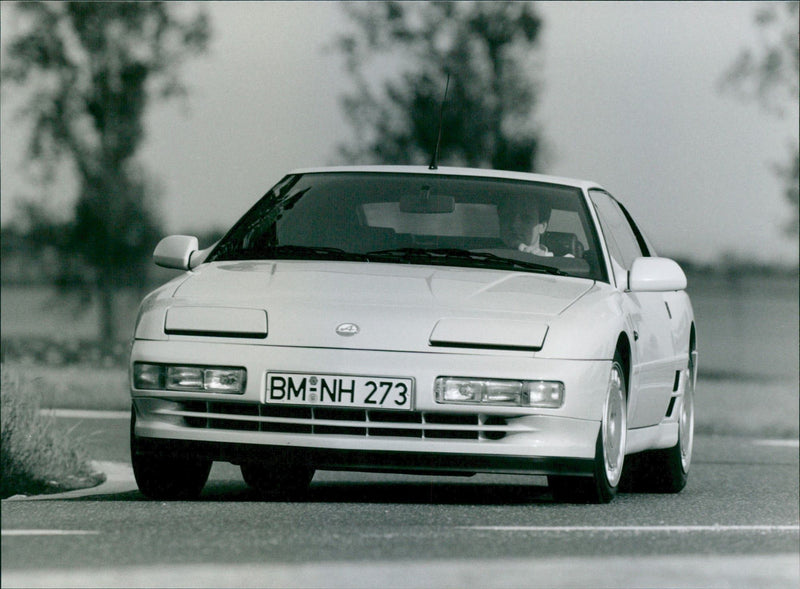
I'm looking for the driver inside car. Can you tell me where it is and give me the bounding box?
[497,198,554,257]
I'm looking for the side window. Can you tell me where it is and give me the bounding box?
[589,190,645,270]
[616,200,653,257]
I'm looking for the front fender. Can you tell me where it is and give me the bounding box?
[664,290,695,365]
[538,284,630,361]
[133,274,192,341]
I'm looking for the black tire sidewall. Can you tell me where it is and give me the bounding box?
[130,408,211,500]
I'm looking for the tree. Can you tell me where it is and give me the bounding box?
[2,2,210,342]
[336,1,543,172]
[720,2,799,236]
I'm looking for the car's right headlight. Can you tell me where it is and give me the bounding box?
[434,377,564,408]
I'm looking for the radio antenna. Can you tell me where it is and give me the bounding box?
[428,73,450,170]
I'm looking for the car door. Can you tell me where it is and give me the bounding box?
[589,190,677,428]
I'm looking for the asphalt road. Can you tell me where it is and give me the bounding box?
[1,415,798,588]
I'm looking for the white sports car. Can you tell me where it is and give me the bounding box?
[130,166,696,503]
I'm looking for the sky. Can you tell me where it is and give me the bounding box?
[1,1,798,265]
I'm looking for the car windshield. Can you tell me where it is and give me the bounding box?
[208,172,607,281]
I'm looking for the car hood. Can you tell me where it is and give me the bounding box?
[162,261,594,352]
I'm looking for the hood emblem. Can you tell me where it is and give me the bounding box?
[336,323,360,337]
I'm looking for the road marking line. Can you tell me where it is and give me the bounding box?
[753,439,799,448]
[2,529,100,536]
[2,554,798,589]
[461,525,799,533]
[39,409,129,419]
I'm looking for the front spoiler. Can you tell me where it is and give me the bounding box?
[132,436,595,478]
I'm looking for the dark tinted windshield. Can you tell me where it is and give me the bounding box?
[209,172,606,281]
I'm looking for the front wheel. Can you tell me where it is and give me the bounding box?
[550,355,627,503]
[621,346,695,493]
[130,409,212,500]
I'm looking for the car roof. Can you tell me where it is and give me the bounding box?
[285,165,605,192]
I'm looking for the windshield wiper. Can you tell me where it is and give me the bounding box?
[222,245,369,262]
[365,247,433,261]
[272,245,369,261]
[366,247,567,275]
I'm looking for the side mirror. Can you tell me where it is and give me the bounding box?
[188,241,218,268]
[153,235,199,270]
[628,257,687,292]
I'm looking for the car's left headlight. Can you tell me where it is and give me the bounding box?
[435,377,564,408]
[133,363,246,394]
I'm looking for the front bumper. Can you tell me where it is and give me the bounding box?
[131,340,608,475]
[132,435,595,477]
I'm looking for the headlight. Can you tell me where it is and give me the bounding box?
[435,377,564,408]
[134,363,246,394]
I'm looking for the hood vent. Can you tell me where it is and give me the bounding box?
[429,317,547,352]
[165,307,267,339]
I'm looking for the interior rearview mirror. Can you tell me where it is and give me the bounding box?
[399,190,455,214]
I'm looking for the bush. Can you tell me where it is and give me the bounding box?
[1,364,105,498]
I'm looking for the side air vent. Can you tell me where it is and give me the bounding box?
[665,397,677,418]
[665,370,682,417]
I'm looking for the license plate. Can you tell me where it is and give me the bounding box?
[265,373,413,410]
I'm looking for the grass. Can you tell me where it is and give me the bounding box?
[0,364,105,498]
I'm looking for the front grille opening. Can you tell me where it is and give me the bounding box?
[314,425,367,436]
[208,403,258,432]
[425,413,479,426]
[264,422,312,434]
[208,402,259,431]
[425,429,478,440]
[182,401,208,428]
[483,415,508,440]
[369,427,423,438]
[263,405,311,419]
[314,407,366,422]
[175,402,512,441]
[209,417,258,431]
[207,402,259,416]
[370,410,422,423]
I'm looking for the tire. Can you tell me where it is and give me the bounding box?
[240,460,315,500]
[130,409,212,500]
[621,345,695,493]
[550,354,627,504]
